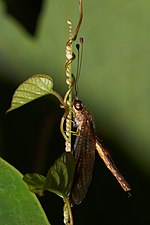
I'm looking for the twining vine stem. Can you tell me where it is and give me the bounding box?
[62,0,83,153]
[61,1,83,225]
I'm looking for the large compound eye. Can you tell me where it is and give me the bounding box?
[73,99,84,111]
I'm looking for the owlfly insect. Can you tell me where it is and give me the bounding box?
[70,40,131,205]
[70,98,131,205]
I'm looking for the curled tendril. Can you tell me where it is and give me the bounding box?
[60,0,83,152]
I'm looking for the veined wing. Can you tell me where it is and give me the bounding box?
[71,109,96,205]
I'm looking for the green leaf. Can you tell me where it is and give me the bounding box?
[0,157,50,225]
[23,173,46,196]
[7,74,53,112]
[44,152,75,198]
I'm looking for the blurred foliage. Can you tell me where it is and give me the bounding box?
[0,157,50,225]
[0,0,150,174]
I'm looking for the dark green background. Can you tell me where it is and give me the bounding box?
[1,0,150,224]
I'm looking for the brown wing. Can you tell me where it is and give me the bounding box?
[70,117,96,205]
[96,139,131,193]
